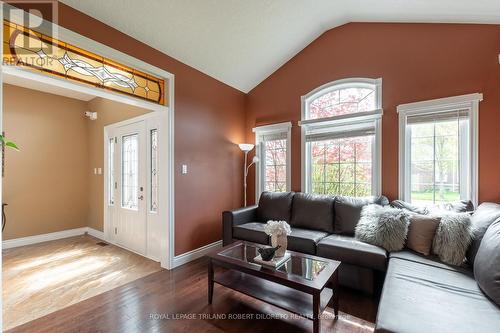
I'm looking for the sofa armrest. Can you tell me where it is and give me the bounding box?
[222,205,258,246]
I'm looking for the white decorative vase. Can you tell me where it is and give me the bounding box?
[271,233,287,257]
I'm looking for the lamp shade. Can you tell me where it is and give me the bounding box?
[238,143,254,152]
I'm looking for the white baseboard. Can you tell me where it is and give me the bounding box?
[2,227,88,249]
[172,240,222,268]
[86,227,105,240]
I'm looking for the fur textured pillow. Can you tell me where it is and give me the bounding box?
[432,213,473,266]
[355,204,410,252]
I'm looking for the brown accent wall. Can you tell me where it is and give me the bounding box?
[246,23,500,205]
[86,98,150,232]
[56,3,246,255]
[3,84,89,240]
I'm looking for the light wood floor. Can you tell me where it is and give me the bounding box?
[2,235,161,330]
[7,257,378,333]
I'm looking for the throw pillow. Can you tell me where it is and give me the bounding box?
[334,195,389,235]
[355,204,410,252]
[290,193,335,233]
[466,202,500,265]
[406,215,441,256]
[432,213,472,266]
[257,191,295,222]
[474,219,500,306]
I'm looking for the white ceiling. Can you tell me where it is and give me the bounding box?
[60,0,500,93]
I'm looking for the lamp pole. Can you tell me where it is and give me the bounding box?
[239,144,258,207]
[243,150,249,207]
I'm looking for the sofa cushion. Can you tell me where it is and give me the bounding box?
[467,202,500,264]
[474,219,500,306]
[287,227,328,255]
[334,196,389,235]
[257,191,294,223]
[376,256,500,333]
[390,250,471,273]
[290,193,335,233]
[355,204,410,252]
[317,234,387,271]
[432,213,472,266]
[406,215,441,256]
[233,222,269,245]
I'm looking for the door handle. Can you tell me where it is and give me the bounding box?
[138,195,144,200]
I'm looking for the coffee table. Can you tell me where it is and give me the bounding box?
[207,241,341,333]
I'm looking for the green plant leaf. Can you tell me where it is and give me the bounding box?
[5,141,19,151]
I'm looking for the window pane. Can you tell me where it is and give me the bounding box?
[410,120,461,206]
[263,138,287,193]
[150,129,158,213]
[122,134,139,210]
[310,136,373,196]
[308,87,376,119]
[108,138,115,205]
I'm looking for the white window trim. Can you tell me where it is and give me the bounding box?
[397,93,483,207]
[300,78,383,196]
[253,122,292,202]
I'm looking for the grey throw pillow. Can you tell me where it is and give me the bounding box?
[432,213,473,266]
[334,196,389,235]
[474,219,500,306]
[355,204,410,252]
[467,202,500,265]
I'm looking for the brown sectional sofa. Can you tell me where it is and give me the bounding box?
[222,191,500,333]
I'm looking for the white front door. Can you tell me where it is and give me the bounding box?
[111,120,147,255]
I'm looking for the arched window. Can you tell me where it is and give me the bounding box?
[300,78,382,197]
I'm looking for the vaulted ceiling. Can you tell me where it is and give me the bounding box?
[60,0,500,92]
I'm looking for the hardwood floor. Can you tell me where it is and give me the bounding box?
[3,235,161,330]
[7,256,378,333]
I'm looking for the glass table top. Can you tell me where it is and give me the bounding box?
[219,242,328,281]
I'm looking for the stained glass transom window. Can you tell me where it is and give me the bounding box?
[122,134,139,210]
[3,20,166,105]
[150,129,158,213]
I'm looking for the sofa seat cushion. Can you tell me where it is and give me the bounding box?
[287,228,329,255]
[317,234,387,272]
[390,250,471,273]
[376,257,500,333]
[233,222,269,245]
[290,193,335,233]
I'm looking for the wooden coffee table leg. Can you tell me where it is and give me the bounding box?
[332,270,339,318]
[208,259,214,304]
[313,291,321,333]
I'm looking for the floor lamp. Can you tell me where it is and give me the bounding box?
[239,143,259,207]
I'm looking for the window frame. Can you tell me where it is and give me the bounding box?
[300,78,383,196]
[253,122,292,202]
[397,93,482,207]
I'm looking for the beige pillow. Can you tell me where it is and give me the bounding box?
[407,215,441,255]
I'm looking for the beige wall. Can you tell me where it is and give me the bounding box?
[3,85,150,240]
[3,84,89,240]
[86,97,150,231]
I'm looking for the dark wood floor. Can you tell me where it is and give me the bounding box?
[7,257,378,333]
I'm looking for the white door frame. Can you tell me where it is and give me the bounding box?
[1,6,176,270]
